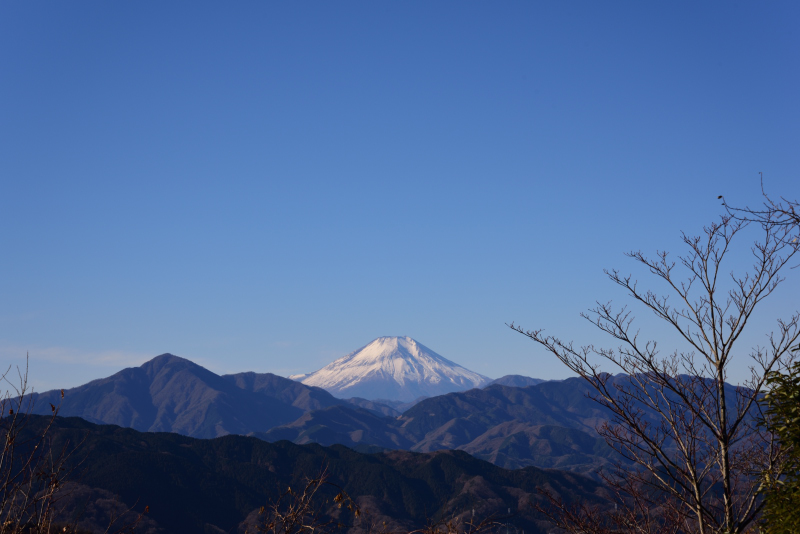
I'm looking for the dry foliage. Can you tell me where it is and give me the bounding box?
[406,513,500,534]
[0,358,148,534]
[1,358,72,533]
[246,469,500,534]
[247,469,360,534]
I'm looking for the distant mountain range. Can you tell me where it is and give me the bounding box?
[23,416,609,534]
[292,337,491,401]
[20,345,753,533]
[486,375,546,388]
[28,354,399,437]
[259,378,626,476]
[29,352,624,477]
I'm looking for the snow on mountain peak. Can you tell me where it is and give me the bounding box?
[297,336,491,401]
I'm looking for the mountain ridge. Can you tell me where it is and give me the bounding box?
[26,352,651,478]
[28,353,397,438]
[22,415,610,534]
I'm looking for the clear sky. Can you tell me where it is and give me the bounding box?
[1,2,799,391]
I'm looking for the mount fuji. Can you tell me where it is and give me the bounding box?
[292,336,491,402]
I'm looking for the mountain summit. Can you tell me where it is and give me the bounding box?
[295,336,491,401]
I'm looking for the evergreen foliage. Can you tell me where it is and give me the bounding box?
[761,349,800,534]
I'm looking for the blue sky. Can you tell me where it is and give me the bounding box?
[1,2,799,390]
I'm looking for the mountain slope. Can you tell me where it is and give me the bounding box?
[457,422,619,474]
[399,380,611,441]
[221,371,342,411]
[29,355,626,475]
[29,354,303,438]
[486,375,545,388]
[23,416,610,534]
[260,379,628,477]
[24,354,659,478]
[28,354,402,438]
[257,405,414,449]
[264,375,741,476]
[299,337,491,401]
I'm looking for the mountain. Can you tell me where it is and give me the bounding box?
[261,375,748,477]
[24,353,665,479]
[256,405,414,450]
[297,337,491,401]
[341,396,402,416]
[22,416,611,534]
[398,380,610,440]
[486,375,546,388]
[27,354,306,438]
[457,422,619,472]
[263,379,625,478]
[27,354,391,438]
[27,354,625,476]
[222,370,343,412]
[371,396,429,413]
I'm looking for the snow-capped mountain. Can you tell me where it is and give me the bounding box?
[294,336,491,402]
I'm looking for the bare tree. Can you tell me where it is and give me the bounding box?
[0,358,70,533]
[719,178,800,533]
[0,359,148,534]
[720,174,799,237]
[247,469,361,534]
[510,215,800,534]
[534,461,697,534]
[246,469,500,534]
[407,512,498,534]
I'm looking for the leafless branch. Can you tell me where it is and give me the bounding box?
[509,213,799,534]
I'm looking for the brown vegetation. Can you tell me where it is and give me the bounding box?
[244,470,501,534]
[1,359,148,534]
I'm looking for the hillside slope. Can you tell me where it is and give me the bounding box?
[22,416,611,534]
[28,354,393,438]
